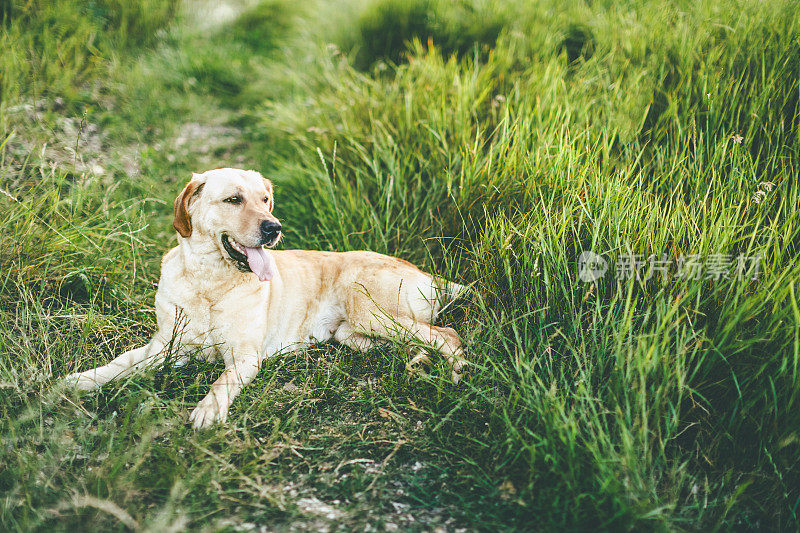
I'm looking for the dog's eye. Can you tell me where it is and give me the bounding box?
[224,195,243,205]
[263,196,270,204]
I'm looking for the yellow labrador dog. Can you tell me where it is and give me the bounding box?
[64,168,466,428]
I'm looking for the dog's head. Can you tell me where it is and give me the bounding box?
[173,168,282,281]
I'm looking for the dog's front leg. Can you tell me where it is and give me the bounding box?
[189,348,261,429]
[63,338,167,391]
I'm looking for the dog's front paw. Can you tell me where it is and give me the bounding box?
[189,396,228,430]
[62,371,102,391]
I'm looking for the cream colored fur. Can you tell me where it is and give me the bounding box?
[63,168,465,429]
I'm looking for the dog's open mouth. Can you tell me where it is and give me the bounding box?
[221,234,277,282]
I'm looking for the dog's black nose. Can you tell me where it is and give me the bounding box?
[260,220,282,244]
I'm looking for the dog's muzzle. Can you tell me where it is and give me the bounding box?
[260,220,282,247]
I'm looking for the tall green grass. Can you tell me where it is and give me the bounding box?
[0,0,178,105]
[1,0,799,529]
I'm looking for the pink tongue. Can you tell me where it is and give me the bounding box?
[242,246,277,282]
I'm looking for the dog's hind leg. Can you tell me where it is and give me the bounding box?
[355,314,465,383]
[405,349,432,375]
[334,323,380,351]
[405,322,465,384]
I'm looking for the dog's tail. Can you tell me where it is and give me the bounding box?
[432,278,470,320]
[445,280,469,303]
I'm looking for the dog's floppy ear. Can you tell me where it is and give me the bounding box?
[264,178,274,212]
[173,177,203,238]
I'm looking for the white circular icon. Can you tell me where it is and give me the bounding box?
[578,251,608,282]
